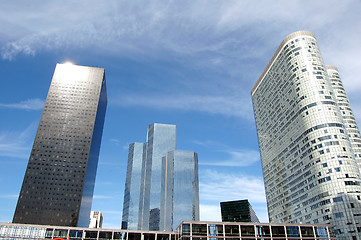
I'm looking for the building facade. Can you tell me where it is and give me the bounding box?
[142,124,177,231]
[220,200,259,223]
[252,31,361,239]
[89,211,103,229]
[13,63,107,227]
[0,221,335,240]
[122,124,199,231]
[122,143,146,230]
[160,150,200,231]
[176,221,335,240]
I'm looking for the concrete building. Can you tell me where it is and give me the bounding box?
[13,63,107,227]
[89,211,103,228]
[220,200,259,223]
[252,31,361,239]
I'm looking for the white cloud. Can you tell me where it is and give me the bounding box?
[0,123,37,159]
[200,150,260,167]
[200,170,266,204]
[1,0,359,89]
[93,195,114,199]
[0,98,44,110]
[112,94,253,119]
[0,194,18,199]
[200,204,221,222]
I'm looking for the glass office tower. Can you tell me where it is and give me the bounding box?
[13,63,107,227]
[160,150,200,231]
[141,123,177,231]
[122,124,199,231]
[122,143,146,230]
[252,31,361,239]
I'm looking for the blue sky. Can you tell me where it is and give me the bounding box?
[1,0,361,229]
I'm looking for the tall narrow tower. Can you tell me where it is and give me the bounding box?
[122,123,199,231]
[252,31,361,239]
[13,63,107,227]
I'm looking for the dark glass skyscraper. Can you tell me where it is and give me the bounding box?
[220,200,259,223]
[13,63,107,227]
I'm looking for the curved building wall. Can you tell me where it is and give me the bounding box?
[326,66,361,168]
[252,31,361,239]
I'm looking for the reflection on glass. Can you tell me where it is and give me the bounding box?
[114,232,127,240]
[286,226,300,237]
[161,150,199,231]
[69,230,83,239]
[241,226,254,237]
[45,228,53,239]
[157,233,170,240]
[98,231,112,240]
[38,228,46,238]
[225,225,239,236]
[23,227,38,238]
[256,225,270,237]
[128,232,141,240]
[54,229,68,238]
[271,226,285,237]
[7,226,23,237]
[85,231,98,239]
[208,224,223,236]
[315,226,328,237]
[192,224,207,236]
[300,226,314,237]
[182,224,190,236]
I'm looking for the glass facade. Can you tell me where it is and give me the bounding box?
[160,150,200,231]
[122,143,146,230]
[176,221,335,239]
[326,66,361,169]
[12,63,107,227]
[252,31,361,239]
[123,124,199,231]
[0,223,174,240]
[220,200,259,223]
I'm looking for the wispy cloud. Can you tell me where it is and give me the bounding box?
[0,194,18,199]
[200,169,266,203]
[0,98,44,110]
[192,140,260,167]
[200,150,260,167]
[93,195,114,199]
[0,123,37,159]
[1,0,360,89]
[112,94,253,119]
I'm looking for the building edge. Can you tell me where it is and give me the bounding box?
[251,31,316,95]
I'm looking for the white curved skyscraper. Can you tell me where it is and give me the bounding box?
[252,31,361,240]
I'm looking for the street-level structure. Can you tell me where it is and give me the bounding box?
[0,221,335,240]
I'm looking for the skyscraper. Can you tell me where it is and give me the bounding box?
[13,63,107,227]
[160,150,199,231]
[142,123,177,231]
[252,31,361,239]
[122,142,146,230]
[122,123,199,231]
[220,199,259,223]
